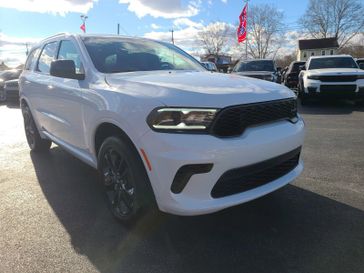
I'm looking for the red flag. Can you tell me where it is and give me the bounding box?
[80,23,86,33]
[237,3,248,43]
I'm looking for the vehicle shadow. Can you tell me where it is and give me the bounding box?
[298,99,364,115]
[30,147,364,273]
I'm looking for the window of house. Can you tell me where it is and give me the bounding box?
[311,52,315,56]
[37,42,58,74]
[322,50,326,56]
[330,50,334,55]
[303,52,307,58]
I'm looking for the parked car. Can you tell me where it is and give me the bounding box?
[201,61,218,72]
[356,58,364,70]
[4,79,19,101]
[0,69,22,101]
[232,59,280,83]
[280,66,289,83]
[283,61,306,89]
[298,55,364,104]
[20,34,305,223]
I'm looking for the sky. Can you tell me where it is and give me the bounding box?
[0,0,309,67]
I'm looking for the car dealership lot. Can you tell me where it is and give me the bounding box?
[0,101,364,273]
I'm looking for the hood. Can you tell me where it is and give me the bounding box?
[308,68,364,76]
[105,71,294,108]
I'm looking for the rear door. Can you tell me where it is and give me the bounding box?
[24,41,59,133]
[44,39,87,150]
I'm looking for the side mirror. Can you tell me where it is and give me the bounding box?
[299,65,306,71]
[359,63,364,70]
[50,60,85,80]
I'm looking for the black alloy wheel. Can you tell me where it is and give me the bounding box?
[21,104,51,152]
[98,136,155,223]
[101,146,136,219]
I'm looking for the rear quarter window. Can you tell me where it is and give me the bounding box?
[24,48,40,71]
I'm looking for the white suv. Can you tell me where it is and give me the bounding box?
[298,55,364,104]
[19,34,305,222]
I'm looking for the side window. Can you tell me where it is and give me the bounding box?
[37,42,58,74]
[25,49,35,70]
[57,40,82,73]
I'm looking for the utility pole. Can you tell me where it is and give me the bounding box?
[117,23,120,35]
[170,29,175,45]
[25,43,29,56]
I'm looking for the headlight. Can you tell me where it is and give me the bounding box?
[307,75,320,80]
[147,108,218,132]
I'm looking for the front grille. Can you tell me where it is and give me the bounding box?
[210,98,297,137]
[5,81,18,88]
[318,75,357,82]
[320,85,357,93]
[211,147,301,198]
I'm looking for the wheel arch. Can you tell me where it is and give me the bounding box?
[93,121,158,206]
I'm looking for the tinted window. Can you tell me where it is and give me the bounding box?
[82,37,203,73]
[234,60,275,72]
[58,40,82,73]
[37,42,58,74]
[25,48,40,71]
[309,57,358,70]
[291,62,305,73]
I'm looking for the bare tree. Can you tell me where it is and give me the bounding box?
[300,0,364,48]
[245,4,285,59]
[198,22,232,58]
[275,52,297,68]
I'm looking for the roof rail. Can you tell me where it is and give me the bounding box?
[39,32,69,42]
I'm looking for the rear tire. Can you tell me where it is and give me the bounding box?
[21,104,52,152]
[298,81,309,105]
[97,136,155,224]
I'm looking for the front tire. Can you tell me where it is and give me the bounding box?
[298,81,309,105]
[21,104,52,152]
[97,136,155,223]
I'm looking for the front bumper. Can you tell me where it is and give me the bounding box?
[5,88,19,100]
[139,117,305,216]
[304,79,364,99]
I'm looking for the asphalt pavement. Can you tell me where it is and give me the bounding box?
[1,99,364,273]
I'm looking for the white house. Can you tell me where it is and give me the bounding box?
[297,38,339,61]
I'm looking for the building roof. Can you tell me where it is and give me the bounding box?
[298,38,339,50]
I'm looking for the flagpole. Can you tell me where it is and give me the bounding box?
[245,0,249,60]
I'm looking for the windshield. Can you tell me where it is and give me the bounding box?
[82,37,204,73]
[292,62,305,73]
[234,60,275,72]
[309,57,358,70]
[0,70,21,80]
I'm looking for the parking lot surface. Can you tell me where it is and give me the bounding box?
[1,100,364,273]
